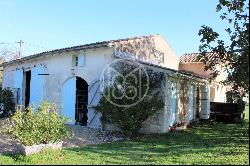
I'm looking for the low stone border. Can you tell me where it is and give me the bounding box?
[20,141,63,155]
[1,118,125,155]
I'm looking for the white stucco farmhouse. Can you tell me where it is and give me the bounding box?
[0,35,227,133]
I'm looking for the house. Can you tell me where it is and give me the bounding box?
[0,35,212,133]
[179,52,228,103]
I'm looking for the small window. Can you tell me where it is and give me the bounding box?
[75,56,79,66]
[73,53,84,67]
[72,55,78,67]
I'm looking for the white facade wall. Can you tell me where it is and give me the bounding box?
[1,36,210,134]
[2,47,114,127]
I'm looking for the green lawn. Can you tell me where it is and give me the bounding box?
[245,104,249,120]
[0,121,249,165]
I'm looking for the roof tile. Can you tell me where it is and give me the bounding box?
[180,52,216,63]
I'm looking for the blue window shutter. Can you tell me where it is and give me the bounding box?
[78,54,85,67]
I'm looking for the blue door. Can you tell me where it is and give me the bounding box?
[30,66,45,107]
[62,77,76,123]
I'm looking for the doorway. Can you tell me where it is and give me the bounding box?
[196,86,200,119]
[75,77,88,125]
[169,82,177,127]
[188,85,194,122]
[24,70,31,107]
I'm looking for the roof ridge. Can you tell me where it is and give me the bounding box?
[108,34,161,43]
[180,52,216,63]
[1,34,162,66]
[182,51,214,56]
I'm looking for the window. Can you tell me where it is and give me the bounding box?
[75,56,78,66]
[73,53,84,67]
[154,50,164,64]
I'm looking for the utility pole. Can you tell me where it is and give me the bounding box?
[16,39,24,59]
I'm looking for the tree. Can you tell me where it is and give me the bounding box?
[0,45,19,89]
[198,0,249,102]
[0,46,19,61]
[94,60,164,136]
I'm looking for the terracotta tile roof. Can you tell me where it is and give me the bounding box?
[0,34,161,67]
[180,52,217,63]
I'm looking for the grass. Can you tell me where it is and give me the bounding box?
[0,120,249,165]
[245,104,249,120]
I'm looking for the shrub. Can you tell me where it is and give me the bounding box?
[0,89,15,117]
[95,60,164,136]
[1,101,71,146]
[226,91,247,120]
[0,79,2,90]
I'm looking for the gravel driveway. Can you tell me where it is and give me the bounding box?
[0,118,124,155]
[63,125,124,148]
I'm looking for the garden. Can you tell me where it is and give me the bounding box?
[0,87,249,165]
[0,119,248,165]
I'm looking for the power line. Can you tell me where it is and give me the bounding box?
[0,42,10,45]
[0,40,49,58]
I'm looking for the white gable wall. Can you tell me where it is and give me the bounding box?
[2,47,114,108]
[153,36,180,70]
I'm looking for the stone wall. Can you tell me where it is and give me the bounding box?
[139,66,209,133]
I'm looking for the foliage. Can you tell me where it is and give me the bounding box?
[0,72,2,89]
[198,0,249,101]
[0,89,15,117]
[0,57,4,89]
[0,46,19,61]
[226,90,247,118]
[95,60,164,136]
[1,101,71,146]
[113,36,165,65]
[0,121,248,165]
[178,80,190,122]
[0,71,2,90]
[245,104,249,120]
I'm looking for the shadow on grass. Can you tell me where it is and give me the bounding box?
[2,121,249,164]
[63,121,249,164]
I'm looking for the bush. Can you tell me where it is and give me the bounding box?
[1,101,71,146]
[0,89,15,118]
[95,60,164,136]
[226,91,247,120]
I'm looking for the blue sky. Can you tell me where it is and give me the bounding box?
[0,0,228,57]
